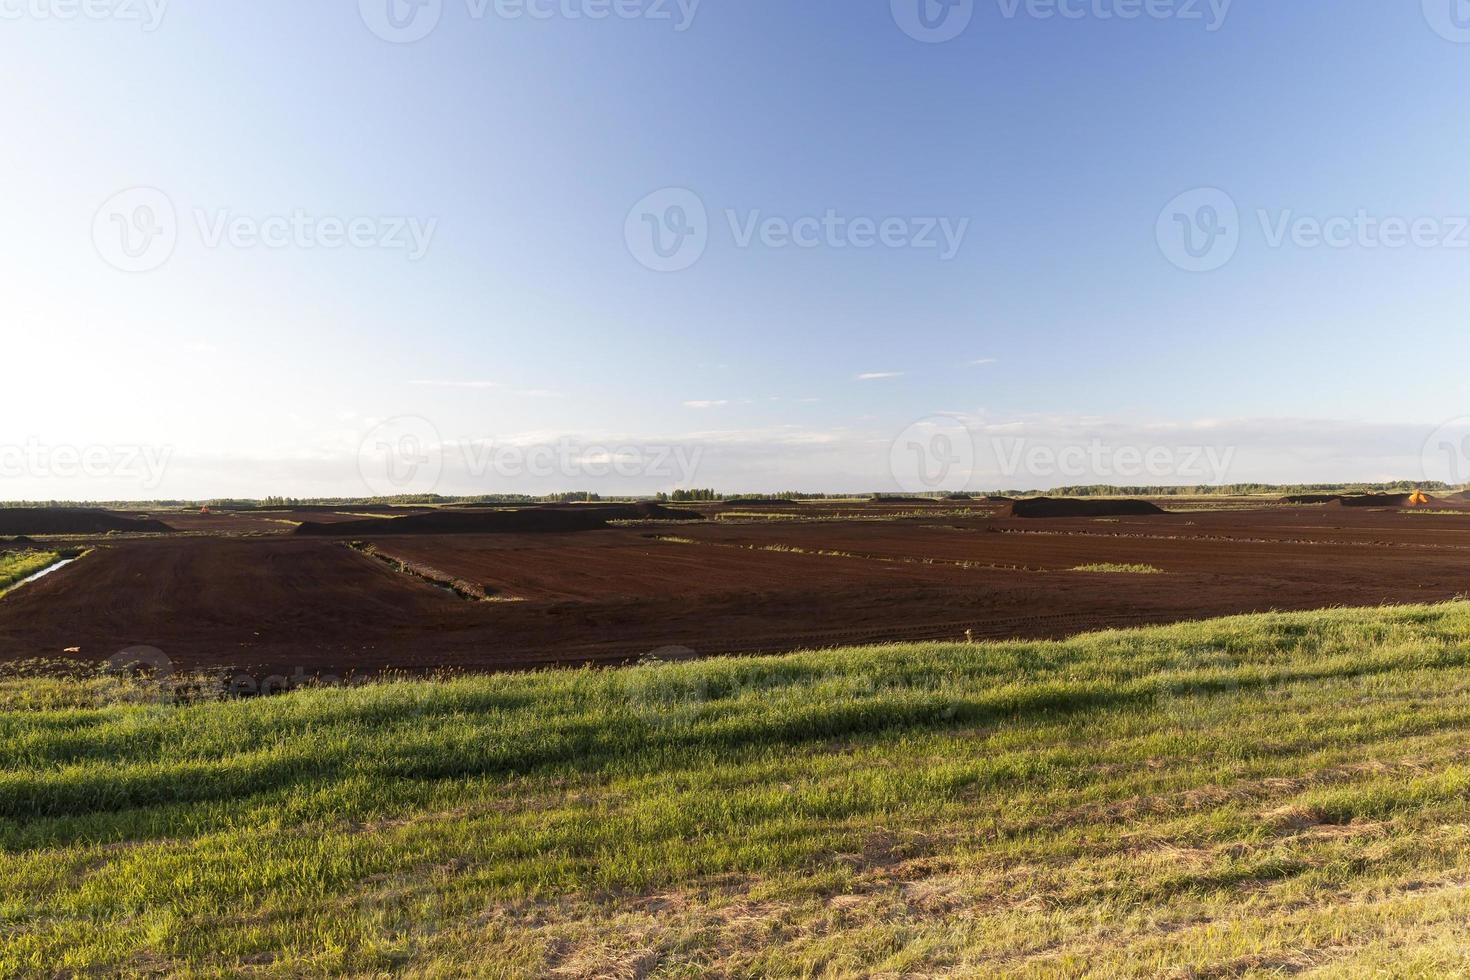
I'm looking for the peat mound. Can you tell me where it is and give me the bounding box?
[1335,494,1411,508]
[543,502,703,521]
[1281,494,1342,504]
[605,502,705,522]
[295,503,702,537]
[1004,497,1165,519]
[0,509,174,535]
[261,504,412,514]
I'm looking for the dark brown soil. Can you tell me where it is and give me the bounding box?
[0,509,174,535]
[6,501,1470,679]
[293,503,702,537]
[1337,494,1412,508]
[1004,497,1165,518]
[254,504,417,514]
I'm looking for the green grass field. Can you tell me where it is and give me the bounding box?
[8,603,1470,976]
[0,552,61,595]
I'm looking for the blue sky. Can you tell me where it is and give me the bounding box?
[4,1,1470,497]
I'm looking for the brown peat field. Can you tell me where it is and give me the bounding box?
[4,496,1470,975]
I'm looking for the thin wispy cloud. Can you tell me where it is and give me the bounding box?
[408,379,501,389]
[969,358,999,366]
[684,400,731,409]
[856,372,904,381]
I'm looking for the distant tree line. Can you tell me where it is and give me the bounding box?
[1020,482,1455,498]
[3,481,1460,509]
[656,489,720,502]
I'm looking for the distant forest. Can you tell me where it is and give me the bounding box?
[0,481,1459,509]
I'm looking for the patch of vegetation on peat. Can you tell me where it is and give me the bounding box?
[0,552,64,595]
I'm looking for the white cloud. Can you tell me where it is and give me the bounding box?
[408,380,500,389]
[856,372,904,381]
[684,400,730,409]
[4,411,1457,499]
[969,358,998,366]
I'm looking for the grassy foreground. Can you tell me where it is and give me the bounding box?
[9,606,1470,976]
